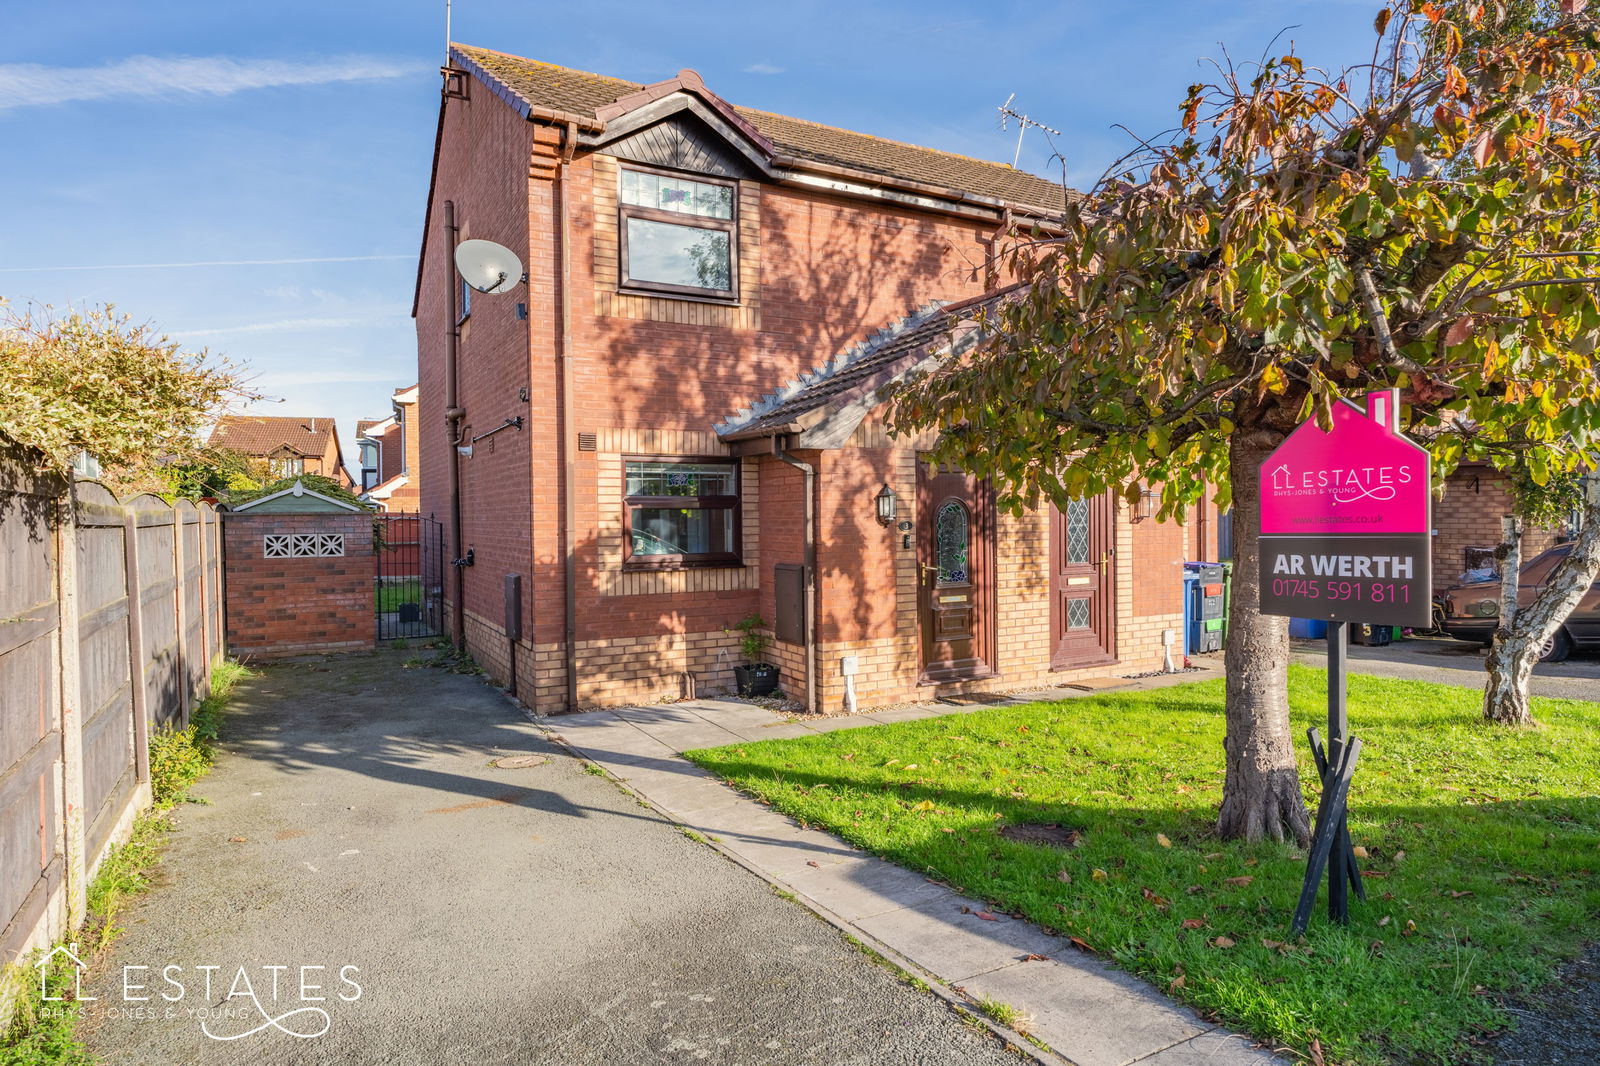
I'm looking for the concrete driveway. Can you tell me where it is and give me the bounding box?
[79,653,1022,1066]
[1289,632,1600,701]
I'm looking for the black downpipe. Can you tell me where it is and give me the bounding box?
[776,444,818,715]
[444,200,467,651]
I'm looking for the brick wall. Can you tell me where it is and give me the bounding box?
[1432,465,1561,589]
[223,512,375,658]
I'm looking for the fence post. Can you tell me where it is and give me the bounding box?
[196,507,211,691]
[123,506,150,785]
[56,490,87,930]
[171,508,190,725]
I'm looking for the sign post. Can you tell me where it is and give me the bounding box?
[1255,389,1432,934]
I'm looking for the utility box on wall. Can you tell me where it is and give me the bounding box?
[774,564,806,644]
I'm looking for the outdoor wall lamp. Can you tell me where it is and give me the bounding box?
[1135,486,1159,522]
[875,484,898,526]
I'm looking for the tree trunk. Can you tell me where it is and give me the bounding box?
[1484,472,1600,726]
[1216,430,1312,845]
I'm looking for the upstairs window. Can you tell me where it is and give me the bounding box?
[623,458,740,567]
[619,167,737,300]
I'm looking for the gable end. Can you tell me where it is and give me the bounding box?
[601,112,758,180]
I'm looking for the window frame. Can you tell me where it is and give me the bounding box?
[617,163,740,303]
[621,455,743,570]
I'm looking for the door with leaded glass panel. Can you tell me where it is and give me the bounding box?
[1050,494,1116,667]
[918,465,994,682]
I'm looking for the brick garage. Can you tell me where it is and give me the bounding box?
[224,511,376,658]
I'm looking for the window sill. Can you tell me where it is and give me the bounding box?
[618,286,741,308]
[623,558,745,572]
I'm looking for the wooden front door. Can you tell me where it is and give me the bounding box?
[1050,494,1117,667]
[919,466,994,682]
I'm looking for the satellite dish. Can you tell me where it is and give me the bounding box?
[454,239,524,295]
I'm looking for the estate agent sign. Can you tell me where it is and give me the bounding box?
[1257,389,1433,629]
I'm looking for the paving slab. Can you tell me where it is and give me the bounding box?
[1133,1030,1288,1066]
[852,898,1065,981]
[958,957,1213,1066]
[779,858,956,922]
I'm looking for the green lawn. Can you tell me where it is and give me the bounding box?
[685,666,1600,1066]
[375,579,421,613]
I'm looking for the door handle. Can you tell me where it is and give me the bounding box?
[920,564,940,584]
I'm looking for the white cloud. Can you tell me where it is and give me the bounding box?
[0,54,419,112]
[178,313,410,339]
[741,63,786,75]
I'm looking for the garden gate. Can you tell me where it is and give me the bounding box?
[374,513,446,641]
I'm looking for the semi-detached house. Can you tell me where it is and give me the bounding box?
[414,45,1225,714]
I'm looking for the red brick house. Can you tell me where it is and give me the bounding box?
[209,415,355,490]
[357,384,421,510]
[414,46,1223,714]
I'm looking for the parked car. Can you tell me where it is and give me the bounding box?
[1437,544,1600,662]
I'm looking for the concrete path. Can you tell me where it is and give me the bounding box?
[552,688,1285,1066]
[78,654,1036,1066]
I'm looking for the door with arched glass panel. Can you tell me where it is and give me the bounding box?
[1050,493,1116,667]
[918,465,994,682]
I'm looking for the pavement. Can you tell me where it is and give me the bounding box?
[77,653,1038,1066]
[551,675,1285,1066]
[1288,632,1600,701]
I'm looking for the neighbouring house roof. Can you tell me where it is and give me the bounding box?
[392,383,419,404]
[366,472,410,500]
[450,45,1071,216]
[227,478,366,513]
[715,287,1016,449]
[210,415,340,459]
[356,419,383,437]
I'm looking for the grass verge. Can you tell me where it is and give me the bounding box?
[1,659,250,1065]
[685,665,1600,1066]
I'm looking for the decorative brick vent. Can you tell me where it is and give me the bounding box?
[263,533,346,558]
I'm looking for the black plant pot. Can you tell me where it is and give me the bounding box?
[734,663,780,698]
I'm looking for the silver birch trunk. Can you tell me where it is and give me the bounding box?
[1483,472,1600,726]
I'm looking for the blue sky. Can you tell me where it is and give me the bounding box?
[2,0,1376,472]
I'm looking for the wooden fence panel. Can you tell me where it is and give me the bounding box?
[0,456,66,965]
[129,498,183,732]
[177,503,205,707]
[72,484,137,861]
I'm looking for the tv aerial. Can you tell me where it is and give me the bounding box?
[454,239,525,295]
[997,94,1061,168]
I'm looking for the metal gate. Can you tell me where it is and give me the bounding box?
[374,513,445,641]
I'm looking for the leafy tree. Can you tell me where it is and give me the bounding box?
[890,3,1600,839]
[158,447,264,501]
[0,302,253,483]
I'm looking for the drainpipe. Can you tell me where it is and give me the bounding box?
[776,443,818,715]
[556,122,579,713]
[444,199,466,651]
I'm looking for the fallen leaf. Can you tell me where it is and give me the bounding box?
[1222,876,1254,888]
[1068,936,1097,953]
[1379,916,1392,927]
[1091,868,1109,881]
[1352,845,1370,858]
[228,836,247,843]
[904,764,919,771]
[1169,974,1187,991]
[1055,870,1072,884]
[1393,849,1406,862]
[807,860,821,867]
[975,910,1000,921]
[1309,1036,1326,1066]
[940,827,955,833]
[1403,919,1418,937]
[913,800,936,811]
[1182,917,1207,929]
[1244,857,1258,866]
[1142,887,1171,908]
[1212,936,1236,948]
[1448,889,1474,899]
[1261,938,1285,950]
[1204,852,1224,860]
[1157,833,1173,848]
[1022,953,1050,962]
[1185,884,1204,895]
[1198,865,1208,874]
